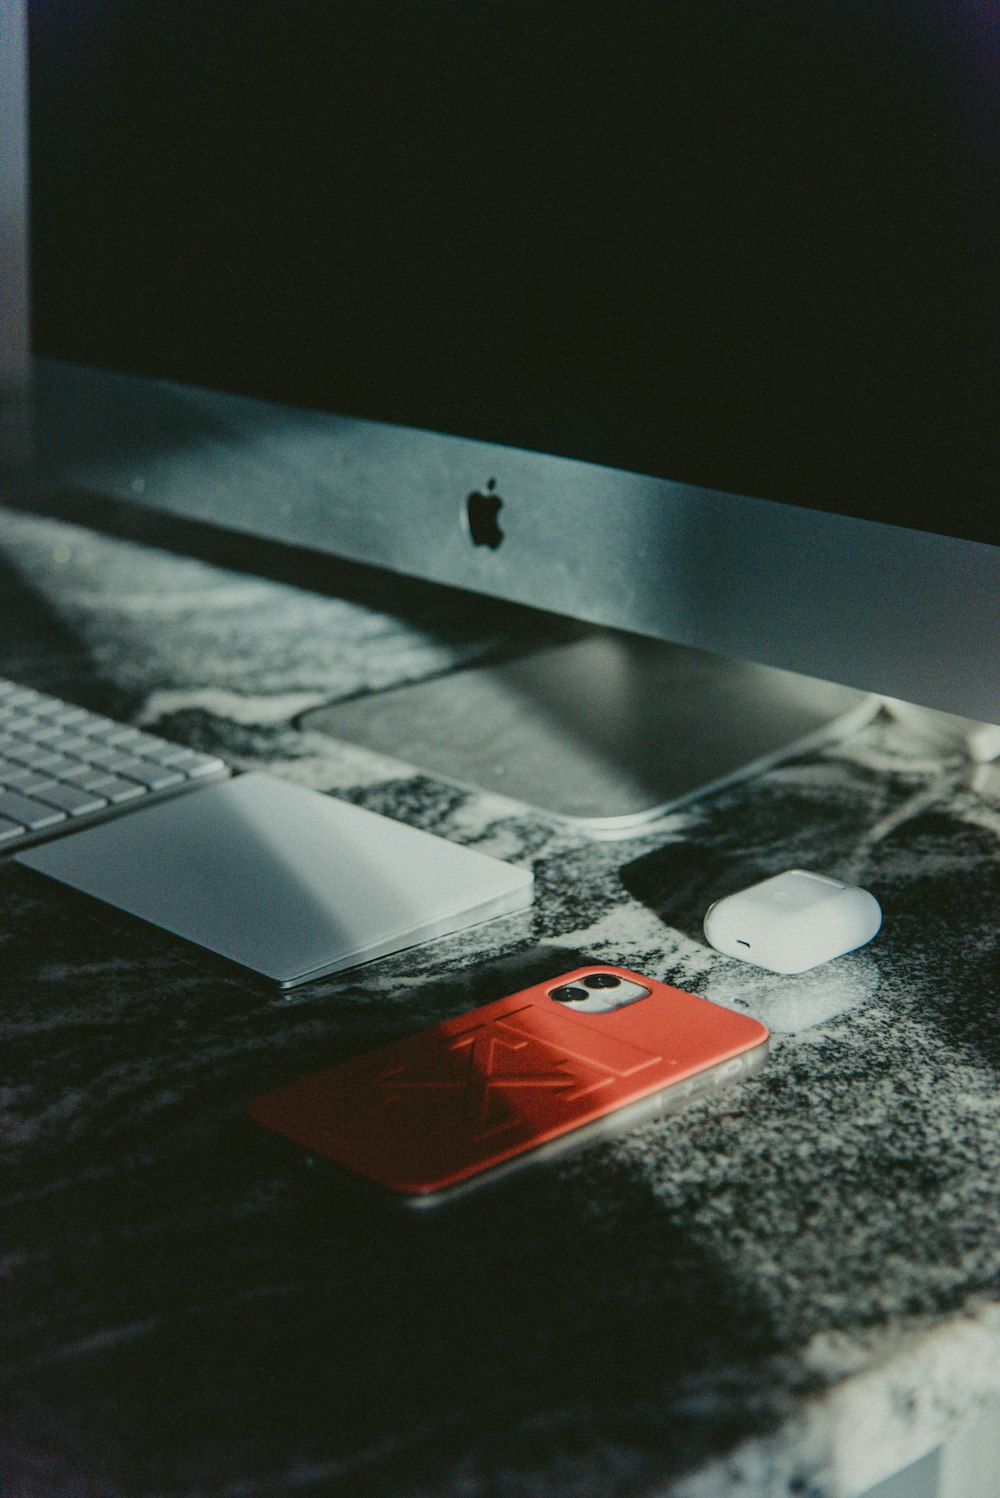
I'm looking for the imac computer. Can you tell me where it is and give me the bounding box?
[4,1,998,833]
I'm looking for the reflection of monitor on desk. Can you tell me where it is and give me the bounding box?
[5,2,998,828]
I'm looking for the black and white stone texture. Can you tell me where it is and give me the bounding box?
[1,502,998,1498]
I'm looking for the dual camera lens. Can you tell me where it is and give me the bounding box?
[550,972,621,1003]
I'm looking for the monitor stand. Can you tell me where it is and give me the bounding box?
[302,630,879,839]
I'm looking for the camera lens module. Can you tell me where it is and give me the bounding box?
[548,972,652,1012]
[550,984,590,1003]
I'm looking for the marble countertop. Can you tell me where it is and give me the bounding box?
[2,499,998,1498]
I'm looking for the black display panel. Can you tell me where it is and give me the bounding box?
[29,1,998,543]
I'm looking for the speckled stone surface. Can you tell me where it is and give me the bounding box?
[2,500,998,1498]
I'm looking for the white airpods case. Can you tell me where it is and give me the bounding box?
[703,868,881,974]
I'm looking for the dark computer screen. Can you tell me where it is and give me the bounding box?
[28,0,997,544]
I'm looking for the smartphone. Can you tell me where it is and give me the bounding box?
[247,966,770,1208]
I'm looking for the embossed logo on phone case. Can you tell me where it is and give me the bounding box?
[379,1001,662,1141]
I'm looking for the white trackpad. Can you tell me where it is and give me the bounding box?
[15,772,533,987]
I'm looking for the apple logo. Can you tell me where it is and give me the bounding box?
[465,478,504,549]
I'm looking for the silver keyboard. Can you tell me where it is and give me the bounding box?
[0,678,228,853]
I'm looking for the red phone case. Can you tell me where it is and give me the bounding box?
[248,967,770,1205]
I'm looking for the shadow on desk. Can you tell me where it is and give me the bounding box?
[0,539,139,716]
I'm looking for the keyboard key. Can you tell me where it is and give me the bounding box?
[120,730,167,753]
[67,769,124,792]
[0,790,67,831]
[82,745,128,767]
[151,745,226,776]
[30,697,68,718]
[112,759,186,791]
[89,723,141,745]
[0,686,41,708]
[24,721,64,743]
[144,742,188,764]
[31,752,80,778]
[2,741,62,769]
[180,753,228,779]
[0,815,26,844]
[50,705,91,727]
[3,770,63,796]
[83,775,147,803]
[46,733,99,757]
[58,764,109,786]
[23,749,77,774]
[74,717,118,741]
[34,783,110,816]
